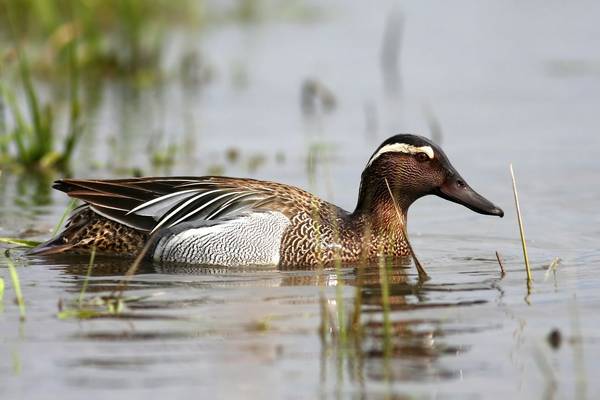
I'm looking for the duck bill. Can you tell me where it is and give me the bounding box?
[436,175,504,217]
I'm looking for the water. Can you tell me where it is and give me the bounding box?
[1,1,600,398]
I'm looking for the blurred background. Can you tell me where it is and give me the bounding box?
[1,1,600,399]
[1,0,599,242]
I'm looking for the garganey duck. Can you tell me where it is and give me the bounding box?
[32,134,503,267]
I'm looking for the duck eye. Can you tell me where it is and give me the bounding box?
[416,152,430,162]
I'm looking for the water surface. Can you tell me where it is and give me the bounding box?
[1,1,599,399]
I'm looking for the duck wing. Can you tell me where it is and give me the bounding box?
[54,176,282,233]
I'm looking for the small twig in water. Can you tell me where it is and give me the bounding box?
[495,251,506,275]
[510,164,532,283]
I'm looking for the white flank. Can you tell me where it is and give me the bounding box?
[366,143,435,167]
[153,211,291,266]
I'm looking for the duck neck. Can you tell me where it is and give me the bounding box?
[351,176,410,235]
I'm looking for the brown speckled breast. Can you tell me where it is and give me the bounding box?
[59,208,147,255]
[278,202,409,268]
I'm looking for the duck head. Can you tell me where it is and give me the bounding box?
[355,134,504,219]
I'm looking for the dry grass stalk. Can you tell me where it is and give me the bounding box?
[384,178,429,280]
[112,240,153,297]
[509,164,532,282]
[495,251,506,275]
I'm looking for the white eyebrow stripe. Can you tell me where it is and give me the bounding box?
[366,144,434,167]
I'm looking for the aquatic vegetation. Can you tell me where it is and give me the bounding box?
[0,0,318,173]
[378,256,392,359]
[77,246,95,307]
[305,141,335,189]
[0,0,202,79]
[510,164,532,283]
[5,257,26,321]
[57,295,133,320]
[0,237,41,247]
[149,143,178,172]
[0,0,318,80]
[0,43,82,172]
[301,78,337,115]
[52,199,77,236]
[544,257,561,284]
[495,251,506,275]
[57,247,161,320]
[384,177,428,279]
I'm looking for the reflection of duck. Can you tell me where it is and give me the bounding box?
[316,265,475,386]
[32,135,503,268]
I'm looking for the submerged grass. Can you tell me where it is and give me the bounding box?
[56,246,126,320]
[56,245,164,320]
[378,256,392,359]
[77,246,95,307]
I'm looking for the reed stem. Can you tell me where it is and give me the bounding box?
[509,164,532,282]
[384,178,429,279]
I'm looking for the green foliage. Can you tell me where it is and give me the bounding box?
[0,38,82,172]
[1,0,203,78]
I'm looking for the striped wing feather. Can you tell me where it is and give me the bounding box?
[54,177,280,233]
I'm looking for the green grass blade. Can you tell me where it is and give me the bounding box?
[509,164,532,283]
[78,247,96,307]
[18,48,44,153]
[0,85,29,162]
[52,199,77,237]
[5,257,26,321]
[57,309,104,320]
[0,237,41,248]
